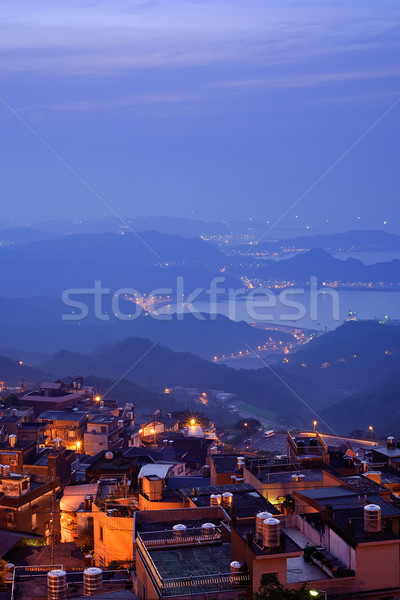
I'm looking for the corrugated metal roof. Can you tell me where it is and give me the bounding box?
[60,483,100,512]
[138,463,174,480]
[72,592,137,600]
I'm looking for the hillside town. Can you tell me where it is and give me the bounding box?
[0,376,398,599]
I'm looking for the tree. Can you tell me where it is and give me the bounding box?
[235,418,260,434]
[1,394,20,408]
[0,560,8,590]
[253,577,310,600]
[77,528,94,554]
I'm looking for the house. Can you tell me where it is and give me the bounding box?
[38,410,87,450]
[84,415,124,456]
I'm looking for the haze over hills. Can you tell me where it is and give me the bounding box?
[256,248,400,285]
[35,336,333,425]
[1,231,225,269]
[0,296,293,357]
[279,320,400,396]
[321,369,400,437]
[237,229,400,254]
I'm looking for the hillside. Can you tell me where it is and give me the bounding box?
[0,297,292,358]
[39,336,336,426]
[256,248,400,284]
[321,369,400,437]
[280,320,400,395]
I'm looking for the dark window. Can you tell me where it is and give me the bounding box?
[101,427,107,434]
[99,525,103,542]
[261,573,278,586]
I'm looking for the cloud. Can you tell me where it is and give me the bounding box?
[0,1,399,75]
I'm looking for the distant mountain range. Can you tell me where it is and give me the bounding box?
[0,336,334,426]
[236,229,400,254]
[256,248,400,285]
[3,318,400,433]
[0,296,293,357]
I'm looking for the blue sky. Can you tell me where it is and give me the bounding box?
[1,0,400,234]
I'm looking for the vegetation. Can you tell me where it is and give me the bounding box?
[235,418,261,433]
[77,528,94,554]
[252,577,310,600]
[0,560,8,591]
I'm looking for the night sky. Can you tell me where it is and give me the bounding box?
[1,0,399,234]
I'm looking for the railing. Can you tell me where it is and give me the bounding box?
[162,571,250,597]
[136,535,164,590]
[138,527,222,548]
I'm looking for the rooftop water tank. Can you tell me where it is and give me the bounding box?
[387,436,395,449]
[263,518,281,548]
[230,560,247,585]
[201,522,216,537]
[173,524,187,538]
[222,491,233,507]
[83,567,103,596]
[255,511,272,538]
[210,493,221,506]
[364,504,381,533]
[47,569,67,600]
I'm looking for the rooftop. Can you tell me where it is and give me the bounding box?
[149,543,232,579]
[138,463,174,480]
[211,454,240,473]
[296,486,400,517]
[253,467,325,485]
[373,445,400,458]
[180,483,279,518]
[38,410,87,422]
[233,524,302,557]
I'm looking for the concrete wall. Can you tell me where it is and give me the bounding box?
[92,504,133,567]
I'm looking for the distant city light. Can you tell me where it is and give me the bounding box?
[94,395,101,402]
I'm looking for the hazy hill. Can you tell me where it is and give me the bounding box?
[39,336,336,425]
[321,369,400,437]
[256,248,400,284]
[0,297,292,358]
[3,231,225,268]
[236,230,400,254]
[0,356,44,388]
[280,320,400,395]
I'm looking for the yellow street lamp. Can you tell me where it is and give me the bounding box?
[313,420,317,431]
[76,441,81,452]
[94,395,101,403]
[190,419,196,426]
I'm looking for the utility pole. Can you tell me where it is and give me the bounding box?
[50,486,55,565]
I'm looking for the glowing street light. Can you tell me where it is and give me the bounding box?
[94,395,101,403]
[313,420,317,431]
[76,441,81,452]
[190,419,196,426]
[309,590,327,600]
